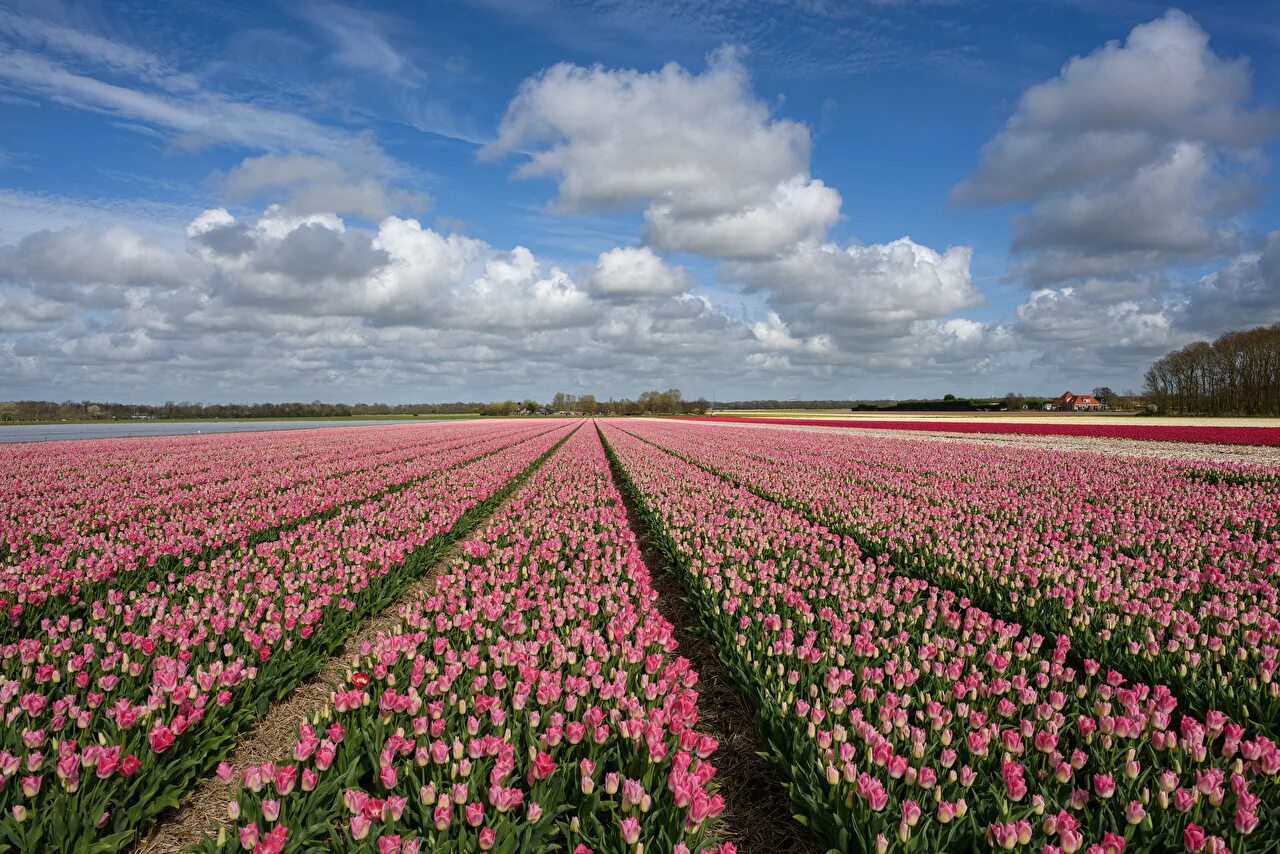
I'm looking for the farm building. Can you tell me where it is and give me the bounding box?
[1053,391,1103,411]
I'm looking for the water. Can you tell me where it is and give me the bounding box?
[0,419,453,444]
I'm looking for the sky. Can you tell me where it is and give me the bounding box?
[1,0,1278,404]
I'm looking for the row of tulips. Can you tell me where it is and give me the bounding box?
[0,421,491,565]
[617,420,1280,738]
[599,422,1280,853]
[673,416,1280,447]
[0,421,578,853]
[1,422,553,637]
[195,425,734,854]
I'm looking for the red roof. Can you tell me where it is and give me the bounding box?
[1054,392,1101,408]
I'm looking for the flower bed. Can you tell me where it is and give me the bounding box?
[675,416,1280,447]
[1,422,552,636]
[196,425,732,853]
[601,422,1280,853]
[622,419,1280,740]
[0,422,576,852]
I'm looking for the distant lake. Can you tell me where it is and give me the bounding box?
[0,419,451,444]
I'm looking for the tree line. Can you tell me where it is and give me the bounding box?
[1144,324,1280,415]
[480,389,710,416]
[0,399,481,422]
[0,390,712,422]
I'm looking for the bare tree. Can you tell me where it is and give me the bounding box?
[1144,324,1280,414]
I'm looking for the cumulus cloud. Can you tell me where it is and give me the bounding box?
[0,198,1016,400]
[1180,230,1280,333]
[220,154,430,220]
[1008,281,1184,377]
[751,311,834,355]
[1012,143,1238,258]
[0,223,197,287]
[484,47,841,260]
[1016,286,1172,350]
[585,246,691,299]
[483,47,980,360]
[726,237,981,342]
[456,247,594,331]
[956,11,1273,206]
[189,206,473,320]
[1001,228,1280,376]
[643,174,840,259]
[0,290,71,332]
[956,10,1277,284]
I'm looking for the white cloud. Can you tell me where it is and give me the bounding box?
[456,247,595,330]
[726,237,981,342]
[484,47,840,260]
[955,10,1277,284]
[487,47,807,209]
[1010,283,1182,376]
[751,311,834,355]
[1180,230,1280,333]
[220,154,429,220]
[1010,142,1245,282]
[0,9,198,91]
[0,46,367,159]
[0,189,196,247]
[0,223,198,287]
[299,2,421,81]
[481,47,991,366]
[0,9,397,170]
[0,290,71,332]
[956,10,1274,206]
[0,201,1012,400]
[585,246,691,298]
[643,174,840,259]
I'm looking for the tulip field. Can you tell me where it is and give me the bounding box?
[2,418,1279,853]
[0,421,576,851]
[599,420,1280,854]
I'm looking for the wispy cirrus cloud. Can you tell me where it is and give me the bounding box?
[0,45,368,159]
[466,0,977,78]
[295,1,424,83]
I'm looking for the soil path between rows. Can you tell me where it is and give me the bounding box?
[599,425,826,854]
[135,435,570,853]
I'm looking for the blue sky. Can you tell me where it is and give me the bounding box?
[1,0,1278,403]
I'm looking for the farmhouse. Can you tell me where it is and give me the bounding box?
[1052,391,1103,411]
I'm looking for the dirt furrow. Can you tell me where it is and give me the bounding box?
[136,428,576,853]
[599,424,826,854]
